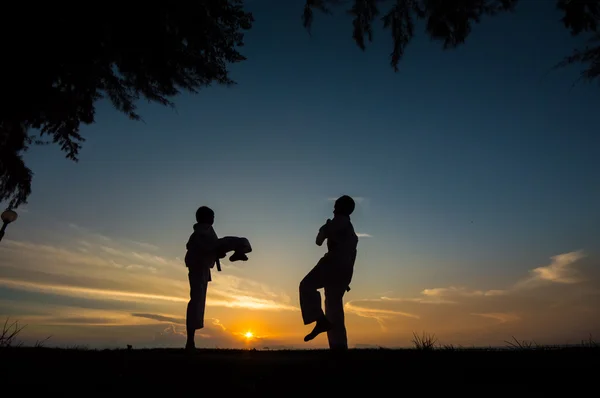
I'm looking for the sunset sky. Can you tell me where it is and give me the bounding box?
[1,1,599,349]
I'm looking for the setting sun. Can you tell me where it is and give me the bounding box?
[244,331,254,339]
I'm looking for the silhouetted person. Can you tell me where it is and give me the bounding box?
[299,195,359,350]
[184,206,252,351]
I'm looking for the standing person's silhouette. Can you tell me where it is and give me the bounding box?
[299,195,359,350]
[184,206,220,351]
[184,206,252,351]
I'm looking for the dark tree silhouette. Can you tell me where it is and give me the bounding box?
[555,0,600,84]
[302,0,519,71]
[0,2,253,209]
[1,1,598,209]
[302,0,600,80]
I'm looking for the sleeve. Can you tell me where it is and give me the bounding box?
[315,219,331,246]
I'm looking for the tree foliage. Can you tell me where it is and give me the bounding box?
[555,0,600,84]
[302,0,519,71]
[1,1,599,209]
[0,2,253,208]
[302,0,600,80]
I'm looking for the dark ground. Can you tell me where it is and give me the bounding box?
[0,346,597,391]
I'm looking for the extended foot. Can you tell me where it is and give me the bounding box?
[229,252,248,262]
[304,318,332,342]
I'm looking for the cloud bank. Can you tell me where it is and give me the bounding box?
[344,250,600,346]
[0,222,298,348]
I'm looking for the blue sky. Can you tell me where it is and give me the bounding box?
[1,1,599,348]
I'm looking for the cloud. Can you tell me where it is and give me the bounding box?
[356,233,372,238]
[0,276,297,312]
[2,297,286,349]
[142,317,288,349]
[380,296,458,304]
[420,287,508,300]
[343,250,598,339]
[211,318,227,331]
[349,289,488,307]
[344,301,419,330]
[122,318,240,349]
[0,223,297,314]
[1,300,265,349]
[471,312,520,324]
[5,306,161,328]
[45,316,121,325]
[127,314,240,347]
[379,250,586,304]
[0,278,189,304]
[131,313,185,324]
[129,241,160,251]
[207,274,297,312]
[2,221,596,348]
[68,223,112,242]
[515,250,586,288]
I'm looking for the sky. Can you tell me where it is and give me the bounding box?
[1,1,599,350]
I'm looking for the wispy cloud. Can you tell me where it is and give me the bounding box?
[131,313,186,324]
[381,296,458,304]
[514,250,585,288]
[343,250,594,333]
[356,233,372,238]
[0,275,298,312]
[0,223,297,314]
[7,307,159,328]
[350,288,489,307]
[130,317,285,349]
[0,278,189,304]
[3,239,162,273]
[471,312,520,324]
[420,286,508,299]
[0,221,301,349]
[48,316,120,325]
[152,317,236,345]
[68,223,112,242]
[129,241,160,251]
[386,250,586,303]
[344,301,419,330]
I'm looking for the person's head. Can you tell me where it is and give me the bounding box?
[195,206,215,225]
[333,195,355,216]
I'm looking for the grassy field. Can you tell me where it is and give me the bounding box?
[0,344,598,391]
[1,322,598,391]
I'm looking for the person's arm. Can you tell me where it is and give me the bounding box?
[315,219,331,246]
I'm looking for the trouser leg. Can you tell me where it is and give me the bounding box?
[325,285,348,350]
[186,271,208,344]
[299,260,327,325]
